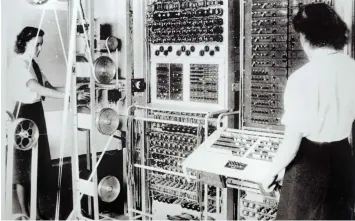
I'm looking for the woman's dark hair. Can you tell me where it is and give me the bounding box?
[14,26,45,54]
[292,3,349,50]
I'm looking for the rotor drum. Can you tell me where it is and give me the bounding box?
[106,36,122,52]
[96,108,119,135]
[98,175,121,203]
[93,56,116,84]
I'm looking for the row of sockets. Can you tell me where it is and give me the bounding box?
[150,159,185,173]
[152,0,223,11]
[150,146,193,157]
[252,51,306,60]
[147,131,197,143]
[148,18,223,29]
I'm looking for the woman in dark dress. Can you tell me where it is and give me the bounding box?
[9,26,89,219]
[261,3,354,220]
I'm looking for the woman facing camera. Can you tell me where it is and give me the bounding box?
[262,3,354,220]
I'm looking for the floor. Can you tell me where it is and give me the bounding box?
[8,150,125,220]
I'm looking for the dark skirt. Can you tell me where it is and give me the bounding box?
[12,101,52,190]
[276,137,354,220]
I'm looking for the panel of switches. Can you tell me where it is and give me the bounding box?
[210,131,282,161]
[147,0,238,107]
[190,64,219,103]
[148,171,219,213]
[248,0,289,128]
[142,110,220,216]
[146,122,212,176]
[156,63,183,100]
[211,132,258,157]
[244,0,333,129]
[239,191,278,221]
[247,137,281,162]
[147,0,224,44]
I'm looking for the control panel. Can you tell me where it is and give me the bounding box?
[190,64,219,103]
[156,63,184,101]
[147,0,238,110]
[146,123,200,175]
[148,1,224,45]
[243,0,334,130]
[182,128,283,220]
[128,107,226,220]
[238,191,278,221]
[182,128,283,185]
[145,112,218,219]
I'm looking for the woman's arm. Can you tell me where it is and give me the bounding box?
[268,126,303,177]
[261,126,303,192]
[43,80,90,100]
[44,81,65,92]
[27,79,64,99]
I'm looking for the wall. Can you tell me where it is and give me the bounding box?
[5,0,68,111]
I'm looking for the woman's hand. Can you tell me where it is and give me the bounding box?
[77,91,90,101]
[261,173,282,193]
[261,174,277,193]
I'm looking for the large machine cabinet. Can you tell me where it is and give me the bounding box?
[128,0,241,220]
[182,0,355,220]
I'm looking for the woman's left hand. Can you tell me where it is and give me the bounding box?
[261,173,283,193]
[261,174,277,193]
[77,91,90,101]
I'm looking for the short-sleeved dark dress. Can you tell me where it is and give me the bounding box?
[12,59,53,195]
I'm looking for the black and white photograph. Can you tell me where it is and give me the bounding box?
[1,0,355,220]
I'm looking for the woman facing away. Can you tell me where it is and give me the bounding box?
[261,3,355,220]
[8,26,89,219]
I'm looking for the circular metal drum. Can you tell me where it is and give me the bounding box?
[11,118,39,151]
[93,56,116,84]
[27,0,49,4]
[12,213,29,220]
[98,176,120,203]
[96,108,119,135]
[106,36,121,52]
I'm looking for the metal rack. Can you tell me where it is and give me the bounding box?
[126,104,231,220]
[66,0,131,220]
